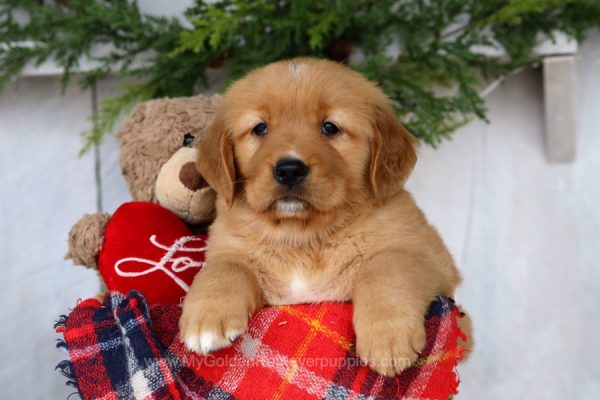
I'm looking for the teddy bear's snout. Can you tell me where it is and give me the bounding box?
[179,162,208,191]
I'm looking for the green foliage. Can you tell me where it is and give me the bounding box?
[1,0,599,150]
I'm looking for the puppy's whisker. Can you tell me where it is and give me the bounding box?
[224,178,249,187]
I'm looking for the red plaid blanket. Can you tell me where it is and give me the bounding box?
[56,292,465,400]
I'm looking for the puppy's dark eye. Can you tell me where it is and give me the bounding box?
[183,133,195,147]
[252,123,268,136]
[322,122,340,136]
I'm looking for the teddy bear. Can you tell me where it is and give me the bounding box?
[65,94,221,301]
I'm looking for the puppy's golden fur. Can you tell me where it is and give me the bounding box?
[180,58,463,376]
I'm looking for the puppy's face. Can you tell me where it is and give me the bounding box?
[198,58,416,228]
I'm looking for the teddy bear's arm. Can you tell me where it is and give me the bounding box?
[65,212,112,269]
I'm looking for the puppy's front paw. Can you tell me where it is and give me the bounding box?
[354,313,426,376]
[179,297,248,355]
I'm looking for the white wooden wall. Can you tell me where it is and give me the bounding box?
[0,27,598,400]
[407,32,600,399]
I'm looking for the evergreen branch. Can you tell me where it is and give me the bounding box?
[1,0,599,152]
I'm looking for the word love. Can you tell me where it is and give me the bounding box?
[114,235,206,292]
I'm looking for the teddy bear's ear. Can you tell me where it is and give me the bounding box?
[197,112,237,207]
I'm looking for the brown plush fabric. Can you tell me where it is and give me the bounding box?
[456,307,474,360]
[154,146,217,224]
[117,95,222,202]
[65,212,112,269]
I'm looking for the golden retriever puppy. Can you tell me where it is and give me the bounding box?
[179,58,462,376]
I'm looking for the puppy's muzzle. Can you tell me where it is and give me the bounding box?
[273,158,309,189]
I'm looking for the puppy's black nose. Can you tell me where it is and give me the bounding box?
[273,158,309,188]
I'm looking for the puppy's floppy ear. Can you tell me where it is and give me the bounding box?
[197,112,237,207]
[369,103,417,203]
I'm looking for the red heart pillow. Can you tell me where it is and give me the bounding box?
[98,202,207,304]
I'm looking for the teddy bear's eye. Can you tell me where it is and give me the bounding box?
[183,133,195,147]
